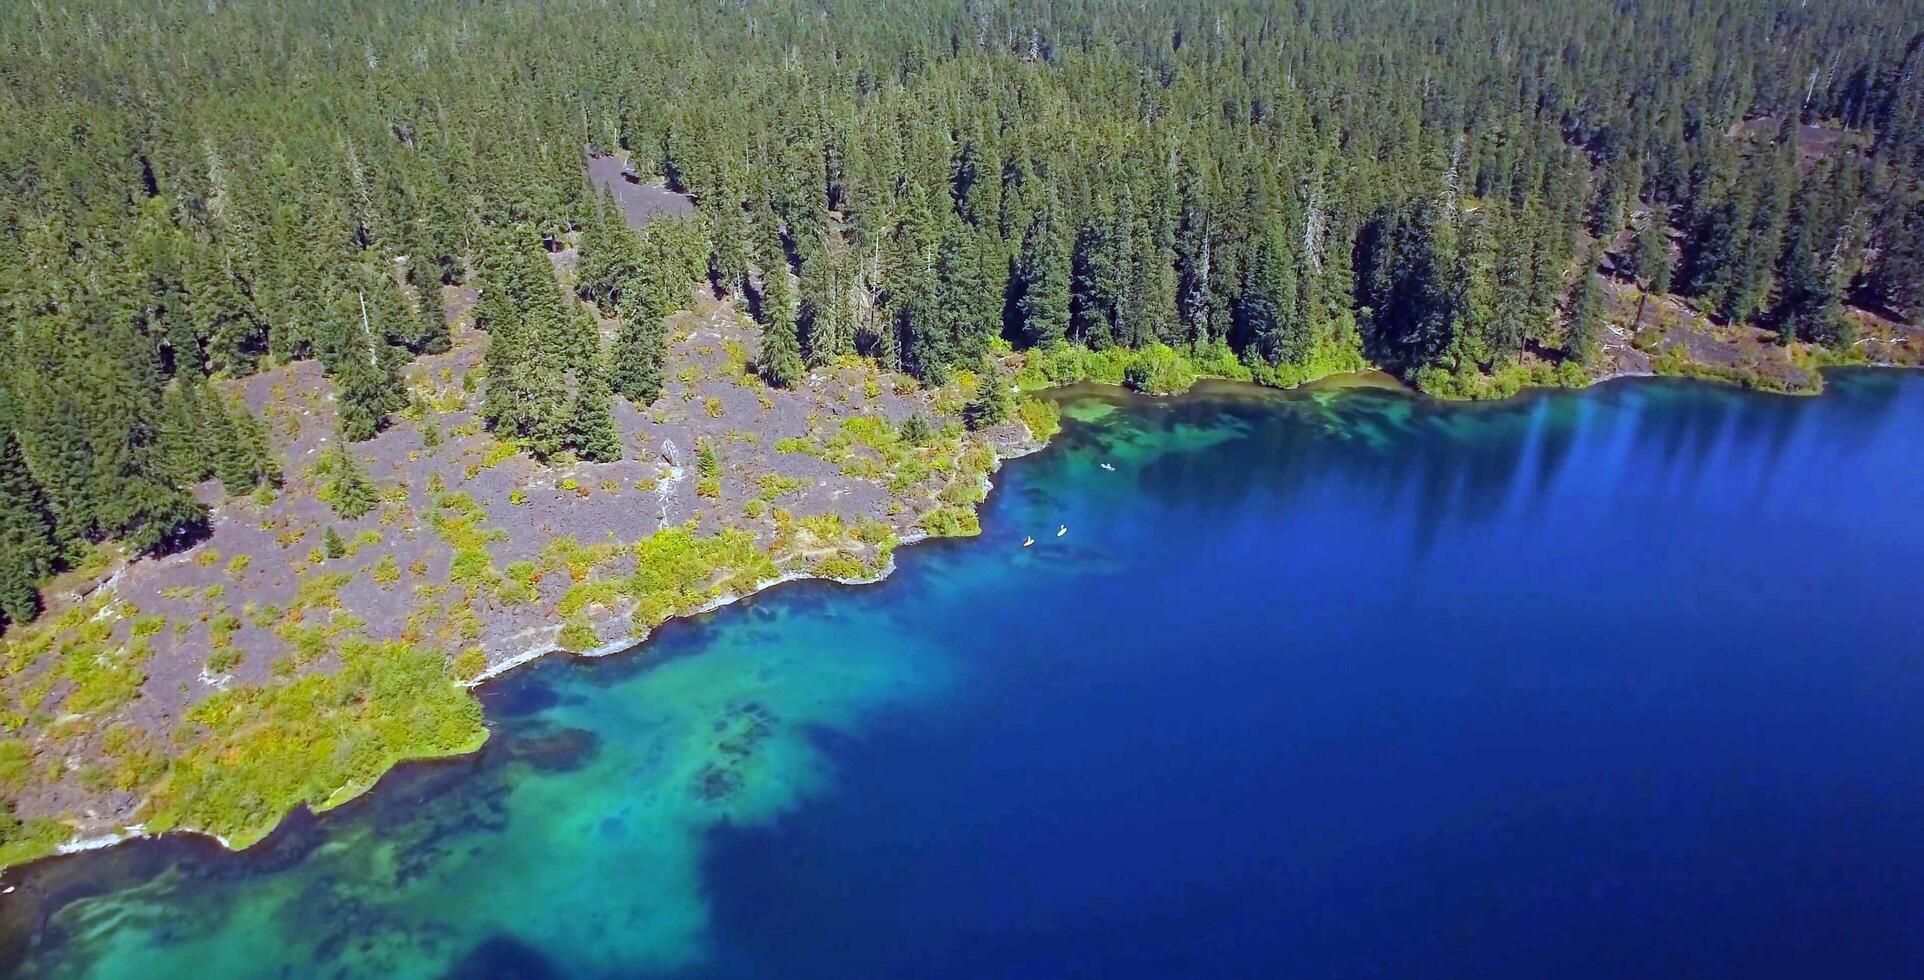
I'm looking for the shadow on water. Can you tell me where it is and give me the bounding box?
[1052,373,1914,565]
[445,935,563,980]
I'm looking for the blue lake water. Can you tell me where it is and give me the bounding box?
[7,372,1924,978]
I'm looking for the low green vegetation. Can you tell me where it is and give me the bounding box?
[1014,396,1062,442]
[920,506,981,538]
[1015,338,1368,397]
[0,595,149,732]
[1644,344,1823,395]
[1413,359,1590,401]
[757,473,807,499]
[696,439,722,498]
[143,639,486,848]
[628,525,779,629]
[0,801,68,868]
[557,619,600,652]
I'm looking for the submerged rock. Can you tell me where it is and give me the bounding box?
[500,727,601,773]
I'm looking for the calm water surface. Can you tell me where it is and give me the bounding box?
[7,372,1924,978]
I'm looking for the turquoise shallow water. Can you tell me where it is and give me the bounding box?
[8,372,1924,978]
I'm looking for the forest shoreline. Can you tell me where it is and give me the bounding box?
[9,362,1917,880]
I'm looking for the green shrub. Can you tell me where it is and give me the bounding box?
[372,554,402,585]
[920,506,981,538]
[144,639,486,847]
[627,525,778,628]
[557,619,599,652]
[1014,396,1062,441]
[1123,344,1199,394]
[811,553,869,580]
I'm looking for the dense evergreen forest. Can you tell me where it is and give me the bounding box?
[4,0,1923,631]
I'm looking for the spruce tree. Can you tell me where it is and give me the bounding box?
[0,415,58,627]
[611,279,669,405]
[800,242,856,367]
[1566,263,1606,367]
[758,262,806,388]
[477,225,575,457]
[157,381,213,487]
[319,441,378,519]
[212,390,279,492]
[187,246,266,376]
[326,287,408,442]
[576,188,641,311]
[89,314,208,555]
[1015,209,1071,349]
[962,360,1011,430]
[408,261,453,355]
[568,363,623,463]
[1235,224,1301,366]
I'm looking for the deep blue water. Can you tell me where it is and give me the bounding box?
[10,372,1924,978]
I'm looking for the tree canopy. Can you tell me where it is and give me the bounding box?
[4,0,1923,629]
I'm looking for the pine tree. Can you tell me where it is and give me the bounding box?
[800,242,856,367]
[1566,259,1606,366]
[611,277,669,405]
[568,362,623,463]
[319,441,378,519]
[758,261,805,388]
[1015,209,1069,349]
[962,360,1011,430]
[0,413,58,627]
[212,390,278,492]
[1630,218,1672,292]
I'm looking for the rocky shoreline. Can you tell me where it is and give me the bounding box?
[4,327,1912,874]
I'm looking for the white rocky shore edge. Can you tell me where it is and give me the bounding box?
[43,823,237,862]
[469,433,1046,687]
